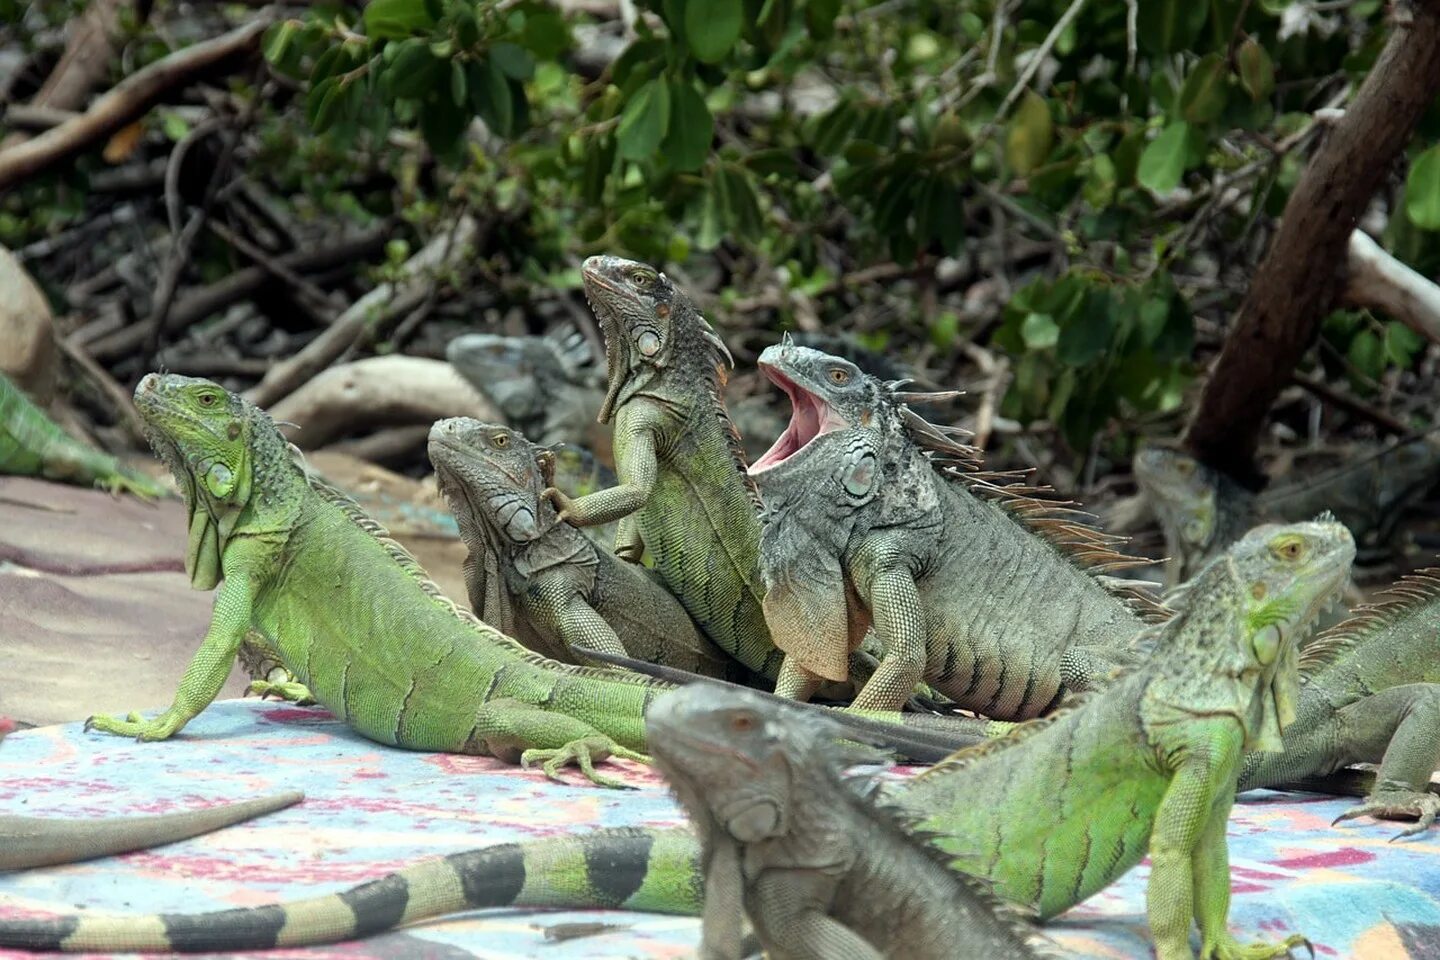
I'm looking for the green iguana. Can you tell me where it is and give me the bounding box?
[1134,440,1440,583]
[1238,566,1440,837]
[0,520,1350,958]
[748,340,1164,713]
[0,372,166,498]
[81,375,960,785]
[540,256,785,678]
[0,718,302,871]
[645,684,1059,960]
[428,416,744,679]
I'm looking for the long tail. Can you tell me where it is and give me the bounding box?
[0,827,701,953]
[0,793,304,871]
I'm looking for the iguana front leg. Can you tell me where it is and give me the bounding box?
[469,698,648,789]
[1330,683,1440,838]
[849,567,927,713]
[699,833,747,960]
[527,576,632,662]
[87,549,262,741]
[545,408,661,528]
[748,870,882,960]
[614,513,644,563]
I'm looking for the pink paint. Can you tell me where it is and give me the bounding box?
[1271,847,1375,869]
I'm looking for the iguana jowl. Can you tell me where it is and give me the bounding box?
[541,256,784,678]
[646,685,1059,960]
[0,720,302,871]
[749,341,1160,714]
[0,520,1351,958]
[428,417,743,679]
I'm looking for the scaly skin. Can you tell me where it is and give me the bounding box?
[542,257,784,678]
[0,522,1350,957]
[428,417,743,679]
[1135,440,1440,583]
[0,721,302,871]
[1238,567,1440,837]
[84,374,669,788]
[0,372,166,498]
[749,342,1157,714]
[647,685,1059,960]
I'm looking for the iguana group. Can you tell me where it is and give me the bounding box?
[0,719,301,872]
[748,340,1165,713]
[80,374,958,786]
[427,416,745,679]
[1134,440,1440,583]
[0,520,1353,959]
[0,371,165,498]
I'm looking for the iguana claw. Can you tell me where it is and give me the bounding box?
[247,679,317,705]
[520,736,647,789]
[1202,932,1311,959]
[1332,790,1440,840]
[541,486,577,525]
[84,711,183,742]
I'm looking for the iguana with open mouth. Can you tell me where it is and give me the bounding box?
[1134,440,1440,584]
[0,372,166,498]
[0,718,302,871]
[0,520,1349,958]
[427,416,745,679]
[747,340,1166,714]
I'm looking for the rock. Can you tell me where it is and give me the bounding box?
[0,245,56,402]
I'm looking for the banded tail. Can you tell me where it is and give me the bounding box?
[0,828,701,952]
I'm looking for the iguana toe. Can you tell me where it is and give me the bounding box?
[85,711,181,741]
[1333,790,1440,840]
[247,679,317,705]
[1203,932,1311,960]
[521,738,640,790]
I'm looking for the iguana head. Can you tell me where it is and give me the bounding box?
[1133,446,1221,571]
[647,684,867,843]
[446,332,593,431]
[1160,516,1354,752]
[134,373,296,591]
[748,340,878,479]
[428,418,550,546]
[581,255,733,423]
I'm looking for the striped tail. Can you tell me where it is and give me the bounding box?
[0,828,702,953]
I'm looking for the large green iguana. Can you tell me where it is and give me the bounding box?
[0,519,1350,957]
[1134,440,1440,583]
[0,719,302,871]
[81,375,960,785]
[748,340,1164,713]
[539,256,785,678]
[1237,566,1440,837]
[645,684,1059,960]
[0,372,166,498]
[427,416,745,679]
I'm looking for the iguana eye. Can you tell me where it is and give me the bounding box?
[630,269,655,287]
[828,368,849,385]
[730,713,757,732]
[198,393,217,407]
[492,434,509,448]
[1176,459,1195,476]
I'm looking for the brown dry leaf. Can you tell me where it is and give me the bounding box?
[101,120,144,163]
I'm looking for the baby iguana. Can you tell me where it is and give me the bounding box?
[1238,566,1440,837]
[0,719,302,871]
[541,256,785,678]
[646,684,1058,960]
[82,375,957,785]
[0,372,165,498]
[1135,441,1440,583]
[428,417,743,679]
[0,521,1349,957]
[749,340,1163,713]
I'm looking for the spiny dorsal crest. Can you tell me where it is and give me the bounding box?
[882,383,1169,623]
[908,695,1095,782]
[1299,567,1440,675]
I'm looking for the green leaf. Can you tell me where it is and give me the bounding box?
[1021,312,1060,350]
[1005,90,1053,176]
[715,163,763,241]
[686,0,742,64]
[1057,290,1115,366]
[389,42,443,100]
[1236,39,1275,102]
[1405,145,1440,230]
[449,60,467,107]
[1137,121,1192,194]
[1177,54,1228,125]
[1347,329,1385,384]
[262,19,299,65]
[420,96,468,163]
[662,80,714,172]
[311,78,349,133]
[490,42,535,80]
[469,57,514,136]
[1385,320,1424,367]
[364,0,436,39]
[617,78,671,160]
[1137,0,1208,54]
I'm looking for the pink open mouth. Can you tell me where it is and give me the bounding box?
[748,365,849,475]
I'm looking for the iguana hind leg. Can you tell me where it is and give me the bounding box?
[470,698,648,789]
[1329,683,1440,839]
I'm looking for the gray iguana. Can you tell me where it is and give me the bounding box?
[0,519,1351,959]
[1134,440,1440,583]
[748,340,1165,713]
[427,416,746,679]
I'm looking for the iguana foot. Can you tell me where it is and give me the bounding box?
[247,679,317,705]
[520,736,648,789]
[541,486,577,525]
[1202,932,1312,960]
[1333,789,1440,840]
[84,710,184,741]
